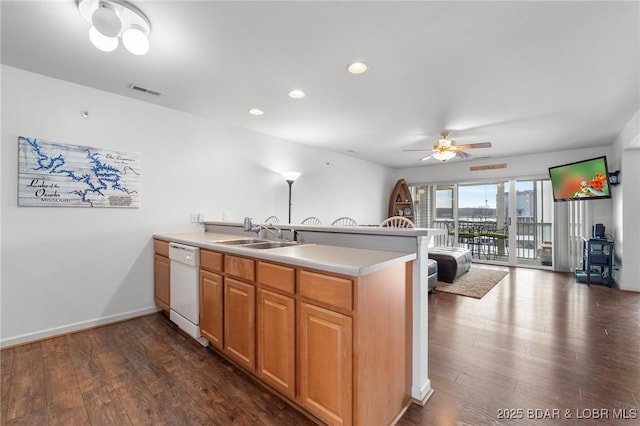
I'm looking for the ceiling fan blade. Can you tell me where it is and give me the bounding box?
[403,148,433,152]
[456,151,472,159]
[456,142,492,149]
[420,153,435,161]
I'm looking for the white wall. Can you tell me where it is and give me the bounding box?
[395,146,613,185]
[0,66,394,346]
[611,108,640,291]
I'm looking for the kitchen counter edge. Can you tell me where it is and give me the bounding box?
[153,232,416,277]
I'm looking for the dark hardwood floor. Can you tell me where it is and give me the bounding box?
[2,267,639,425]
[400,267,640,426]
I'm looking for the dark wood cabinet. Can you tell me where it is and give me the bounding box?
[388,178,414,222]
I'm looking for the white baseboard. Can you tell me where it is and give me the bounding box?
[412,387,435,406]
[411,382,435,406]
[0,306,160,348]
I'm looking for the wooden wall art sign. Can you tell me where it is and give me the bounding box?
[18,136,141,208]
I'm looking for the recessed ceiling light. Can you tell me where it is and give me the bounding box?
[248,108,264,116]
[288,89,306,99]
[347,62,368,74]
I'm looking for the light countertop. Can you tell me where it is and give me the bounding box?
[154,232,416,277]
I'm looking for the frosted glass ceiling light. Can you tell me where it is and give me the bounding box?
[122,26,149,55]
[78,0,151,55]
[432,150,456,162]
[91,1,122,37]
[89,26,118,51]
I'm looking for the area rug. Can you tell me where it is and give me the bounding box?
[435,267,509,299]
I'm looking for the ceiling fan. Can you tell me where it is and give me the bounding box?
[404,131,492,162]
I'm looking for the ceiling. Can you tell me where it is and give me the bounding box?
[2,1,639,168]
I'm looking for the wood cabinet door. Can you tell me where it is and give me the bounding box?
[257,289,295,399]
[154,254,170,312]
[200,270,223,349]
[298,302,352,426]
[224,278,256,371]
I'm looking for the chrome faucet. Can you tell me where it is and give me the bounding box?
[243,217,283,240]
[243,216,254,232]
[258,224,283,240]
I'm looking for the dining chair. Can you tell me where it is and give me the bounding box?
[331,217,358,226]
[264,215,280,224]
[378,216,414,228]
[301,216,322,225]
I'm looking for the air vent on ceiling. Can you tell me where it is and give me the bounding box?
[129,84,162,96]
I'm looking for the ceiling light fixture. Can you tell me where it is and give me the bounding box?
[347,61,368,74]
[426,134,458,162]
[78,0,151,55]
[431,150,456,162]
[288,89,306,99]
[248,108,264,116]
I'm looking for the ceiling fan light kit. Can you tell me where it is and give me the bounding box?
[408,131,492,163]
[436,133,454,148]
[431,150,457,162]
[78,0,151,55]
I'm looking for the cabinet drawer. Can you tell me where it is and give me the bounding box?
[225,255,255,282]
[258,262,295,295]
[201,249,223,273]
[153,239,169,257]
[299,270,353,312]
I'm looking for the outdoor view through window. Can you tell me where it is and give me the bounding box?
[413,180,553,267]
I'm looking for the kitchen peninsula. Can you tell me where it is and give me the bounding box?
[155,223,444,426]
[205,221,444,405]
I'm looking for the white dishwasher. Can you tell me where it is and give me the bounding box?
[169,242,209,346]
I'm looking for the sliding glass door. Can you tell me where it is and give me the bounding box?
[413,178,554,269]
[457,182,509,263]
[511,179,554,268]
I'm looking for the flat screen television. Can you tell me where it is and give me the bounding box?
[549,156,611,202]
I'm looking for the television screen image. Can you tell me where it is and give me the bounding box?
[548,156,611,202]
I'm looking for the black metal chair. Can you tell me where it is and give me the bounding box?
[458,223,481,257]
[480,224,509,259]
